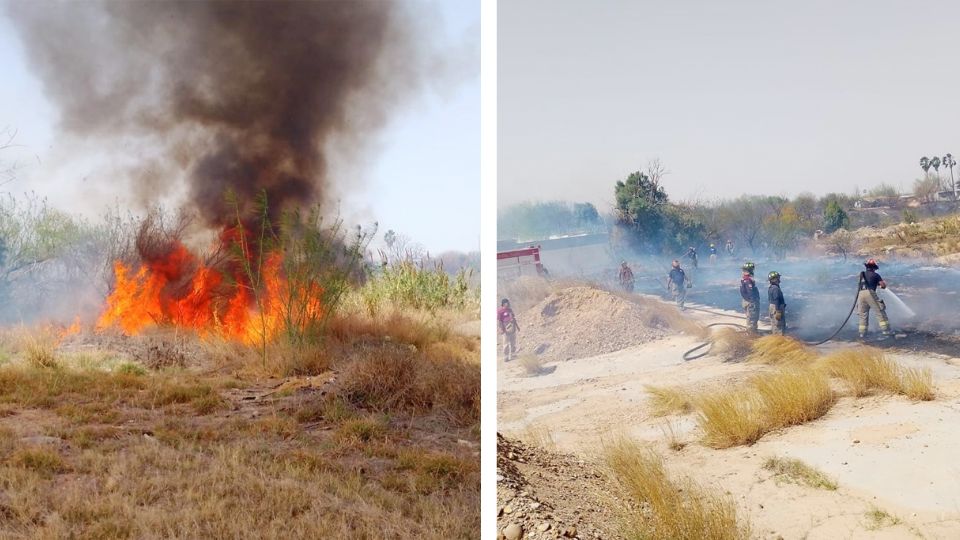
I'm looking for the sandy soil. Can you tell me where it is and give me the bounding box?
[499,300,960,539]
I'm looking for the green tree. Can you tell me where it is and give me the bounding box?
[614,171,670,252]
[573,202,601,228]
[822,200,849,233]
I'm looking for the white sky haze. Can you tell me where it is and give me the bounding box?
[499,0,960,211]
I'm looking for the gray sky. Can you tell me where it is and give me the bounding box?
[0,1,478,254]
[499,0,960,211]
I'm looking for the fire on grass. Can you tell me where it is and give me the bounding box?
[92,223,327,345]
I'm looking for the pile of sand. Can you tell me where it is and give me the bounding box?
[517,286,667,361]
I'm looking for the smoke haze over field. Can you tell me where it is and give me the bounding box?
[500,0,960,209]
[5,0,427,227]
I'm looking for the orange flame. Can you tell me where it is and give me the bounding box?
[96,239,323,344]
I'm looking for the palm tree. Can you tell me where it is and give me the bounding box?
[932,156,943,190]
[944,154,957,197]
[920,156,931,174]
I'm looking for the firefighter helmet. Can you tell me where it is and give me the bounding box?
[742,262,755,274]
[768,271,781,282]
[501,298,509,306]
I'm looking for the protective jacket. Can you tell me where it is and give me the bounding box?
[740,274,760,303]
[768,283,785,309]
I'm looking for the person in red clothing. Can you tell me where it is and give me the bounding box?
[498,298,520,361]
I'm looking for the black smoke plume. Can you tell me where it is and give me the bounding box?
[6,0,421,226]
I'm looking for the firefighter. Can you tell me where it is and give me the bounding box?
[685,246,698,269]
[725,239,735,257]
[768,271,786,336]
[740,262,760,332]
[618,260,635,293]
[709,243,718,265]
[667,260,687,309]
[858,258,891,340]
[498,298,520,361]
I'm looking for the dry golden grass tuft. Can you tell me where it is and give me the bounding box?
[695,369,835,449]
[763,456,837,490]
[605,438,750,540]
[645,385,694,417]
[339,342,479,426]
[517,354,544,375]
[19,328,60,369]
[519,424,556,451]
[865,506,902,530]
[334,416,388,444]
[8,447,67,476]
[711,327,754,360]
[696,389,768,448]
[900,367,935,401]
[818,347,935,400]
[749,336,817,365]
[659,421,686,451]
[752,369,835,428]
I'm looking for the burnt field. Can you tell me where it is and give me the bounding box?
[612,257,960,354]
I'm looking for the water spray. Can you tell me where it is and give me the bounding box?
[881,288,916,319]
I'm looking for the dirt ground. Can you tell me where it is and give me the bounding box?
[499,294,960,539]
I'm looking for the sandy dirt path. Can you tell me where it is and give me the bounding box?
[499,303,960,539]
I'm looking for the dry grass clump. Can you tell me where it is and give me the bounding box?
[865,506,902,530]
[900,367,935,401]
[19,329,60,369]
[605,438,750,540]
[763,457,837,490]
[696,369,835,449]
[645,385,694,417]
[696,389,768,448]
[339,343,479,426]
[818,347,935,400]
[711,328,754,360]
[752,369,835,428]
[517,354,544,375]
[749,336,816,365]
[8,448,67,476]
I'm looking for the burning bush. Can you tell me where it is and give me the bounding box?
[94,194,373,364]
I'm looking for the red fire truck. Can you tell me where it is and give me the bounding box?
[497,245,549,279]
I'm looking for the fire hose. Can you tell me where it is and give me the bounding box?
[681,276,864,361]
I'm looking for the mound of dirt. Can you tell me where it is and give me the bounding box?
[518,286,667,361]
[497,433,620,540]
